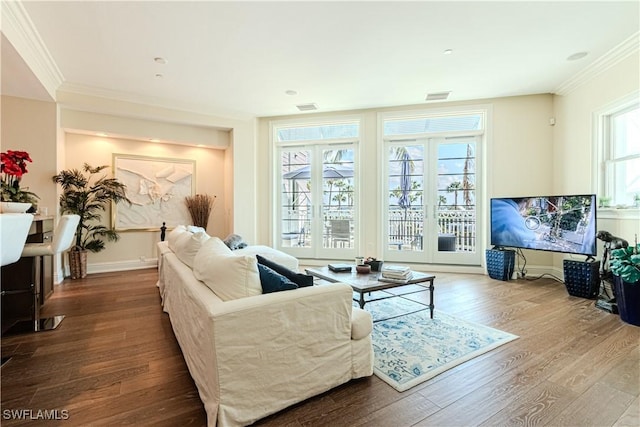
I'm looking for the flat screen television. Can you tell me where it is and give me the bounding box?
[490,194,597,256]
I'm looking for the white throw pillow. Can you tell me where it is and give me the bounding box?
[235,245,299,271]
[173,231,210,268]
[193,237,262,301]
[167,225,188,251]
[187,225,206,234]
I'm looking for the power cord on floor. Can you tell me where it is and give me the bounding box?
[515,248,528,278]
[514,248,563,282]
[523,272,564,283]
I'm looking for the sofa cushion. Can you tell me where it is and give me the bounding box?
[193,237,262,301]
[256,254,313,288]
[167,225,188,251]
[187,225,206,234]
[351,308,373,340]
[257,264,298,293]
[173,231,210,268]
[235,245,299,271]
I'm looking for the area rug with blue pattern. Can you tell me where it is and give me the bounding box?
[358,294,519,392]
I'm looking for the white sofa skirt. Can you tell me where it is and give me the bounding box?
[158,243,373,426]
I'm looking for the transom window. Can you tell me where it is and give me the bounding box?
[383,113,483,136]
[276,123,359,142]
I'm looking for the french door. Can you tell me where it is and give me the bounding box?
[384,136,482,265]
[277,143,357,259]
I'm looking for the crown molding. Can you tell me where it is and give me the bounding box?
[1,0,64,100]
[555,31,640,96]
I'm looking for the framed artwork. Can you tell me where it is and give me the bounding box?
[112,154,195,231]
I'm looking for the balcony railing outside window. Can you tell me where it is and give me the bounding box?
[387,208,476,253]
[281,207,476,253]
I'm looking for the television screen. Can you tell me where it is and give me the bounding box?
[490,194,597,256]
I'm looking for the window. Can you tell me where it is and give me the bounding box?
[383,113,483,136]
[274,120,359,259]
[276,123,359,142]
[381,110,485,266]
[600,99,640,207]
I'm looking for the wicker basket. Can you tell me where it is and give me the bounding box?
[486,249,516,281]
[563,260,600,299]
[69,250,88,279]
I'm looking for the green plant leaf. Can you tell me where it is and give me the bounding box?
[52,164,130,253]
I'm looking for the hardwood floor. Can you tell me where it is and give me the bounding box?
[1,269,206,426]
[1,268,638,426]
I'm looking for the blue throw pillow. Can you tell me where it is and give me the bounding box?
[257,264,298,294]
[256,254,314,287]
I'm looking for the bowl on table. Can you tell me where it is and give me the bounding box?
[355,264,371,274]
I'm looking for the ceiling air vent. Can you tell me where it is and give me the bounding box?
[425,91,451,101]
[296,103,318,111]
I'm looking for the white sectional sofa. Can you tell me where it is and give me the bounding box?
[157,226,373,426]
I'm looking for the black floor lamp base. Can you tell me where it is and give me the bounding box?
[2,315,65,336]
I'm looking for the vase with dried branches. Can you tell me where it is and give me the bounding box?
[185,194,216,229]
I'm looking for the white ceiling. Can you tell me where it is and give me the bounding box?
[3,1,639,119]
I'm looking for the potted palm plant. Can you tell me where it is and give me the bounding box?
[610,240,640,326]
[52,163,130,278]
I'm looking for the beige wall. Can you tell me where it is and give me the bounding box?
[553,51,640,267]
[257,50,639,273]
[56,91,258,243]
[61,109,230,149]
[4,51,637,276]
[63,132,228,272]
[553,52,639,194]
[1,95,58,214]
[51,96,258,274]
[257,94,556,270]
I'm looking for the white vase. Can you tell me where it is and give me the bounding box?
[0,202,32,213]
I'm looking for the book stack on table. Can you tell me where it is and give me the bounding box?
[380,265,413,284]
[328,263,352,272]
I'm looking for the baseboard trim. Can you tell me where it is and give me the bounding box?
[55,258,563,282]
[87,259,159,274]
[54,258,159,282]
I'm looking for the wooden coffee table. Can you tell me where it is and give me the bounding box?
[305,266,436,318]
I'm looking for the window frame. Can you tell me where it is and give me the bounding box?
[270,116,362,259]
[379,106,488,266]
[593,91,640,207]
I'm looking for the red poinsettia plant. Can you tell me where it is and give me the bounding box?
[1,150,39,204]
